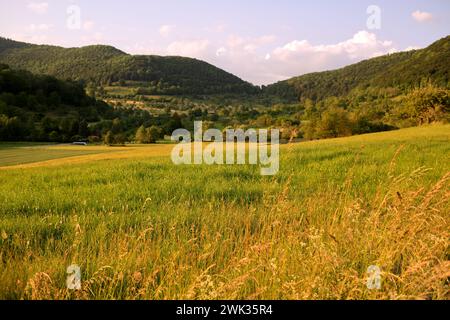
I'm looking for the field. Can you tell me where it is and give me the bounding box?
[0,125,449,300]
[0,143,115,167]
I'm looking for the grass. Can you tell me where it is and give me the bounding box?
[0,124,449,300]
[104,86,137,97]
[0,144,114,167]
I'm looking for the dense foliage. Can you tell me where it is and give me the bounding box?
[0,64,184,142]
[259,36,450,139]
[263,36,450,101]
[0,38,257,95]
[0,35,449,144]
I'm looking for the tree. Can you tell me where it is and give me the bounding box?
[255,114,273,127]
[111,118,122,134]
[315,107,352,139]
[78,119,89,137]
[164,112,183,135]
[302,107,353,140]
[135,125,162,144]
[104,131,113,146]
[88,135,101,143]
[0,114,9,140]
[0,101,7,115]
[48,91,61,106]
[301,119,318,141]
[114,133,126,145]
[42,116,56,134]
[49,131,60,142]
[147,125,162,143]
[59,118,73,135]
[0,115,26,140]
[406,85,449,125]
[135,125,147,144]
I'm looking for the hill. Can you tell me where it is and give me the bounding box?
[0,63,117,141]
[263,36,450,101]
[0,37,257,95]
[1,36,448,144]
[0,62,192,143]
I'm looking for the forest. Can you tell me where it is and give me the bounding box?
[0,36,449,144]
[0,37,257,95]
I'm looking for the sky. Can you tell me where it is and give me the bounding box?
[0,0,449,85]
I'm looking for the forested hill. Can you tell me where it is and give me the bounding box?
[0,37,257,95]
[2,36,448,99]
[263,36,450,101]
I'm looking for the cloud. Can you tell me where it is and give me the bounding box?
[214,24,226,33]
[28,24,53,32]
[8,33,50,44]
[216,47,227,57]
[271,31,391,61]
[83,21,95,31]
[405,46,421,51]
[159,25,176,37]
[259,31,396,82]
[119,31,399,85]
[166,39,210,58]
[27,2,49,14]
[152,31,396,85]
[412,10,433,22]
[198,30,396,85]
[226,34,275,51]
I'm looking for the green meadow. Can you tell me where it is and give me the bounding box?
[0,144,113,167]
[0,125,449,300]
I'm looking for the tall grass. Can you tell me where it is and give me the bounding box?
[0,125,449,300]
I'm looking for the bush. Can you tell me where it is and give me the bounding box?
[405,85,449,125]
[88,136,101,143]
[135,125,162,144]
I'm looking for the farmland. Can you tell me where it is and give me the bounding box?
[0,143,115,167]
[0,125,449,300]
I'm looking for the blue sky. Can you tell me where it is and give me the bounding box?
[1,0,449,84]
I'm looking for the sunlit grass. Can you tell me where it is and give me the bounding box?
[0,124,449,300]
[0,144,114,167]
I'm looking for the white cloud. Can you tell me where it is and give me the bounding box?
[116,31,400,85]
[9,33,49,44]
[265,31,396,80]
[216,47,227,57]
[405,46,421,51]
[226,34,275,51]
[212,30,396,85]
[28,23,53,32]
[166,39,210,58]
[412,10,433,22]
[214,24,226,33]
[27,2,48,14]
[153,31,396,85]
[159,25,176,37]
[83,21,95,31]
[272,31,391,60]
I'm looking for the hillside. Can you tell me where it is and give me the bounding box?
[0,37,257,95]
[0,62,191,143]
[1,36,449,144]
[0,63,119,141]
[2,36,449,100]
[264,36,450,101]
